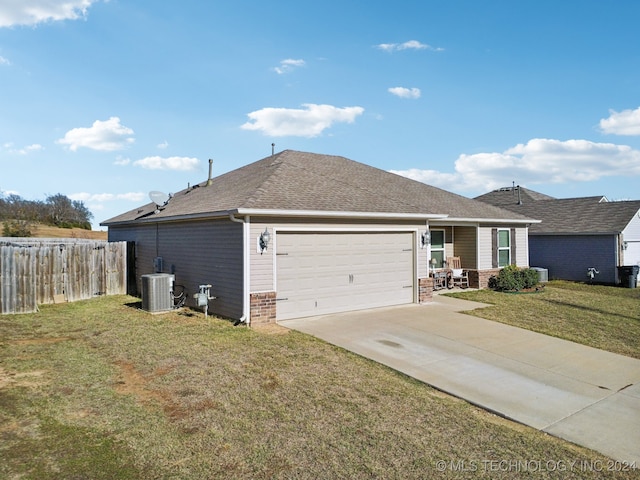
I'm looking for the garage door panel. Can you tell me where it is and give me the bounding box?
[276,232,414,320]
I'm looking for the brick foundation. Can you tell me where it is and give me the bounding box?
[250,292,277,325]
[419,277,434,303]
[468,269,501,289]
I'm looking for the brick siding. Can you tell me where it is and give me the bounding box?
[250,291,276,325]
[419,277,434,303]
[469,269,501,289]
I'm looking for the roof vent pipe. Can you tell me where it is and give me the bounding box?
[271,143,275,156]
[206,159,213,186]
[517,185,522,205]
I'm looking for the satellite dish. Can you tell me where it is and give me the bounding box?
[149,191,170,208]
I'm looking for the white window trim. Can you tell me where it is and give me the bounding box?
[497,228,511,267]
[430,229,446,269]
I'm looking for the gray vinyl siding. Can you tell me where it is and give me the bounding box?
[529,235,617,283]
[108,224,156,289]
[108,219,244,319]
[515,227,529,267]
[250,222,275,292]
[477,227,494,269]
[476,225,529,269]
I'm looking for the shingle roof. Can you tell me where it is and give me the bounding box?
[475,187,640,234]
[474,186,556,207]
[102,150,533,225]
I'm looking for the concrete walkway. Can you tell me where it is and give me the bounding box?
[279,296,640,464]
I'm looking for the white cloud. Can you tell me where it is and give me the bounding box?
[388,87,421,99]
[157,140,169,149]
[23,143,42,153]
[0,0,101,28]
[273,58,305,74]
[114,155,130,166]
[0,55,10,65]
[133,156,199,171]
[5,143,43,154]
[599,107,640,136]
[69,192,146,202]
[57,117,135,151]
[376,40,443,52]
[391,138,640,194]
[241,103,364,137]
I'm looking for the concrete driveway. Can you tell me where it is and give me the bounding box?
[279,296,640,464]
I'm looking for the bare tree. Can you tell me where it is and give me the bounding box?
[0,192,93,230]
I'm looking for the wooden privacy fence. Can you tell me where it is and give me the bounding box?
[0,238,127,314]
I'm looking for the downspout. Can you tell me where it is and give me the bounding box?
[425,220,431,277]
[229,212,250,325]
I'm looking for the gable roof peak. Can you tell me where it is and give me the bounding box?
[102,149,534,225]
[475,185,555,207]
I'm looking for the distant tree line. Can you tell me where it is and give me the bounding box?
[0,193,93,237]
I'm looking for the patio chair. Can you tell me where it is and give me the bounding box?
[432,270,448,290]
[447,256,469,289]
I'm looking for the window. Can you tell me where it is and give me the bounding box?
[497,229,511,267]
[430,230,445,268]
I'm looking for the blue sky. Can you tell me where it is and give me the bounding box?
[1,0,639,230]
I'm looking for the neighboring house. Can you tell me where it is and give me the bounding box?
[102,150,537,324]
[476,186,640,284]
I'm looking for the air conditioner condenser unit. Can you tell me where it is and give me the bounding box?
[141,273,175,312]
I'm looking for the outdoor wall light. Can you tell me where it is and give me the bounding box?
[421,231,430,248]
[259,228,271,254]
[623,241,628,250]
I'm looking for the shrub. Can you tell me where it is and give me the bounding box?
[2,220,32,237]
[521,267,540,289]
[495,265,521,291]
[494,265,539,291]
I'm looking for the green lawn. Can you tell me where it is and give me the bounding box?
[447,280,640,359]
[1,287,639,479]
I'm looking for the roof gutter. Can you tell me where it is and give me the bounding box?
[529,231,621,236]
[102,209,449,227]
[104,210,538,227]
[229,212,249,326]
[233,208,449,220]
[101,209,234,226]
[443,216,541,224]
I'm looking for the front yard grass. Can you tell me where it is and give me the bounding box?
[448,280,640,359]
[1,289,639,479]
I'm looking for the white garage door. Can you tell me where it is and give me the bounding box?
[276,232,415,320]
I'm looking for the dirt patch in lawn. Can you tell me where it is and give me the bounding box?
[111,361,204,428]
[8,337,72,346]
[112,361,169,407]
[0,367,48,389]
